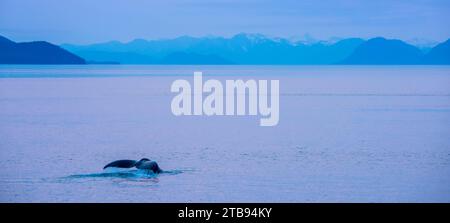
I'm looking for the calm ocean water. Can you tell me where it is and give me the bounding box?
[0,65,449,202]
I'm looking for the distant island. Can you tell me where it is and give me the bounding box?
[0,35,85,64]
[1,34,449,65]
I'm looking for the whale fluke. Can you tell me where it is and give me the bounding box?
[103,158,163,174]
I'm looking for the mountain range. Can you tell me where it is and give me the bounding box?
[61,34,450,65]
[61,34,365,65]
[1,34,449,65]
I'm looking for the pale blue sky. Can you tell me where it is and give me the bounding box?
[0,0,449,44]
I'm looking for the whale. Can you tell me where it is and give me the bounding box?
[103,158,162,174]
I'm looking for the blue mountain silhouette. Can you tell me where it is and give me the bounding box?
[341,37,424,64]
[3,34,449,65]
[0,35,85,64]
[62,33,364,65]
[423,39,450,64]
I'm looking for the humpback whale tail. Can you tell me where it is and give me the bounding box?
[103,158,162,174]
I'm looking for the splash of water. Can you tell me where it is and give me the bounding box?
[67,168,184,179]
